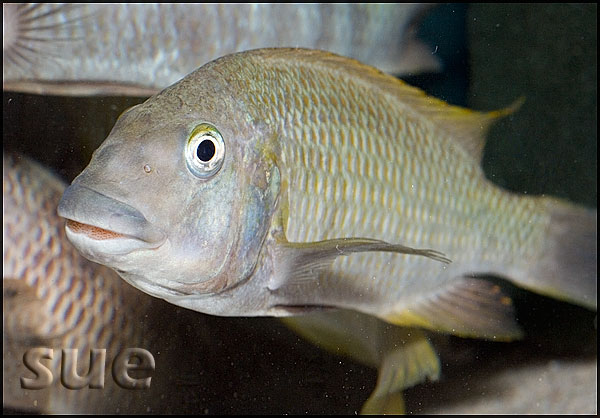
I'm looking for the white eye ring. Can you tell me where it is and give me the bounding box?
[185,123,225,178]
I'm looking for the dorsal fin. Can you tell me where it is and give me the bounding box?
[406,95,525,162]
[247,48,524,163]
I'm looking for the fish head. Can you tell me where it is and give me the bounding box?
[58,64,281,303]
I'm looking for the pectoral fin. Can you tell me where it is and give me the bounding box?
[269,235,450,290]
[385,277,523,341]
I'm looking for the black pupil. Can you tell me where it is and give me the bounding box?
[196,139,216,162]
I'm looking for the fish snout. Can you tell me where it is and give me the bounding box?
[58,183,166,249]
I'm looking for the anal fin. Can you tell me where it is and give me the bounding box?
[384,277,523,341]
[281,311,440,415]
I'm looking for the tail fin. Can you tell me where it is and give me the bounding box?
[527,198,597,310]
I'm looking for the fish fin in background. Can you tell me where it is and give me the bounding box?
[385,277,524,341]
[390,37,443,76]
[2,3,159,96]
[2,279,65,344]
[518,198,597,310]
[3,4,85,75]
[282,312,439,414]
[365,3,442,76]
[281,311,382,368]
[268,235,450,291]
[3,80,161,97]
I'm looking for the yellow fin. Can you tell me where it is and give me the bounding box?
[415,96,525,163]
[281,310,382,368]
[281,312,440,415]
[361,328,440,415]
[384,277,524,341]
[363,391,405,415]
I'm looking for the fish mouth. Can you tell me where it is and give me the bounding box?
[58,183,166,256]
[64,219,130,240]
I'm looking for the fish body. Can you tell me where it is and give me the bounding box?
[3,3,439,96]
[57,48,597,340]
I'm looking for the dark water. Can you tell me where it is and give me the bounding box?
[405,4,597,414]
[3,3,596,414]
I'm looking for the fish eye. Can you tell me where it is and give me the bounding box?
[185,123,225,178]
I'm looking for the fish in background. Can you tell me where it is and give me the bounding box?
[3,3,440,96]
[56,48,597,411]
[3,153,179,413]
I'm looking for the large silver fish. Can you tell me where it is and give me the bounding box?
[56,48,596,403]
[3,3,440,96]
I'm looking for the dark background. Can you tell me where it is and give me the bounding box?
[4,3,596,414]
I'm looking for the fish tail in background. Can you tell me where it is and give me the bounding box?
[520,197,597,310]
[371,3,442,75]
[392,37,442,75]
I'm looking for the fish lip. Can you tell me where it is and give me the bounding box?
[57,182,166,246]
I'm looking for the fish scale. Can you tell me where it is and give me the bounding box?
[236,54,544,314]
[3,154,139,341]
